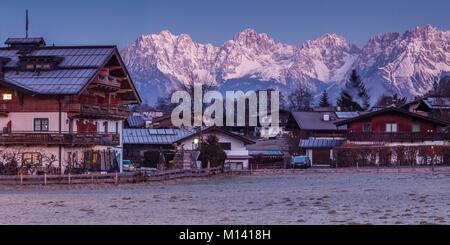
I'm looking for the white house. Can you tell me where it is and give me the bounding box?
[175,127,255,170]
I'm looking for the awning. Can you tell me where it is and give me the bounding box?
[299,139,344,149]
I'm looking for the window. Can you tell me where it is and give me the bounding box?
[412,123,421,133]
[386,123,398,133]
[34,118,49,132]
[220,142,232,150]
[2,93,12,101]
[22,152,41,165]
[363,123,372,132]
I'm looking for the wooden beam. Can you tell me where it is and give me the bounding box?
[118,100,139,105]
[116,88,133,94]
[108,66,123,71]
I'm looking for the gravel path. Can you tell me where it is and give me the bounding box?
[1,172,450,224]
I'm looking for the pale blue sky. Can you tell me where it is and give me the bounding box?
[1,0,449,48]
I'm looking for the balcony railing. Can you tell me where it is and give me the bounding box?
[0,132,120,146]
[0,101,131,119]
[347,132,450,142]
[79,104,131,119]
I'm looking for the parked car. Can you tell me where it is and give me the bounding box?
[122,160,135,172]
[291,155,311,169]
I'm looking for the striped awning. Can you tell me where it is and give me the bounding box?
[299,139,344,149]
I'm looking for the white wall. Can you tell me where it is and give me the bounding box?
[0,112,69,132]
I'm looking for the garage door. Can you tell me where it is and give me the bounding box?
[312,149,332,165]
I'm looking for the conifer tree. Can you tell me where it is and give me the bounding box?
[319,90,330,107]
[337,70,370,111]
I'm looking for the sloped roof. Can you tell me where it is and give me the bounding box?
[5,37,46,47]
[299,139,344,149]
[335,107,449,127]
[174,126,256,145]
[290,111,351,131]
[422,97,450,109]
[127,113,153,128]
[0,46,115,95]
[246,138,289,151]
[0,43,141,103]
[249,150,285,156]
[123,128,194,145]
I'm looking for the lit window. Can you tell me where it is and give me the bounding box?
[22,152,42,165]
[2,93,12,101]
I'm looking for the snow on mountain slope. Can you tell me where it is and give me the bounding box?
[352,25,450,104]
[122,26,450,105]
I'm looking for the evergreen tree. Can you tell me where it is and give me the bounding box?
[337,70,370,111]
[199,134,227,169]
[337,90,362,111]
[319,90,330,107]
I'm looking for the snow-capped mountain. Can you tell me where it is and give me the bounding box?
[352,25,450,104]
[122,26,450,105]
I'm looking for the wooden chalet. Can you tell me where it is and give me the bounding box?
[335,107,450,144]
[0,37,141,174]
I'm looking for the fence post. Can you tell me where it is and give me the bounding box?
[20,174,23,185]
[44,174,47,186]
[91,174,94,184]
[115,172,118,185]
[68,173,71,185]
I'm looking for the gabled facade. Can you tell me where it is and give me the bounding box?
[0,37,141,174]
[335,107,449,145]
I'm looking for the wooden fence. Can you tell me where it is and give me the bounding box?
[0,167,225,186]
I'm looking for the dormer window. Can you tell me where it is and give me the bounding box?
[19,55,63,71]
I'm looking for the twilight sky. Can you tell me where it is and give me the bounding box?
[1,0,449,48]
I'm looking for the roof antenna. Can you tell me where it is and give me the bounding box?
[25,9,29,38]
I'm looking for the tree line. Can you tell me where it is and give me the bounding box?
[134,69,450,113]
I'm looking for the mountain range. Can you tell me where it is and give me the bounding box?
[121,25,450,106]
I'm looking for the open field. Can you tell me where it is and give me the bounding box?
[1,171,450,224]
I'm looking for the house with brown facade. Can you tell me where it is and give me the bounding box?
[0,37,141,174]
[286,110,359,165]
[335,107,449,144]
[334,107,450,167]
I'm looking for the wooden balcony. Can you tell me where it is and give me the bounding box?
[347,132,450,143]
[0,132,120,146]
[78,104,131,119]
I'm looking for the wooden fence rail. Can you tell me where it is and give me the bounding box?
[0,167,225,186]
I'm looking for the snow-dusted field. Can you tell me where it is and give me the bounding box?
[1,172,450,225]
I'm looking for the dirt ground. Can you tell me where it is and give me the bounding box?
[1,171,450,224]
